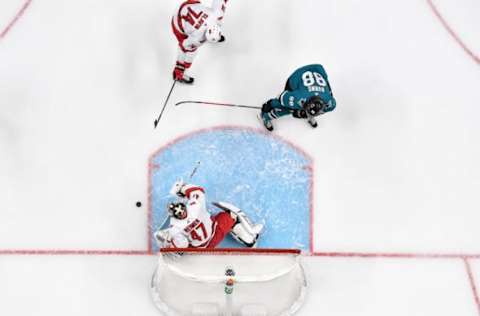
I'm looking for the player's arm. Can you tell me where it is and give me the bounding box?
[211,0,228,23]
[154,227,189,249]
[310,64,336,112]
[182,184,208,216]
[311,64,333,94]
[182,30,204,52]
[278,90,304,110]
[324,94,336,112]
[170,181,208,215]
[322,72,337,112]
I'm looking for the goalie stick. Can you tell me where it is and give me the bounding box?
[175,100,261,110]
[154,80,177,129]
[188,160,201,179]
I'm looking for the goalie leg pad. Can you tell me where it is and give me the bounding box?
[206,212,236,248]
[231,221,263,248]
[212,202,264,247]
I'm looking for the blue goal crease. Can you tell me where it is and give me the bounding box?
[149,127,312,252]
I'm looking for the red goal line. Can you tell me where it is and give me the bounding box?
[160,248,301,255]
[311,251,480,260]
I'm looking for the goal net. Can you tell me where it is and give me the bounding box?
[150,248,307,316]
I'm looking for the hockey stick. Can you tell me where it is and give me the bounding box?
[154,80,177,129]
[188,160,201,179]
[175,100,261,110]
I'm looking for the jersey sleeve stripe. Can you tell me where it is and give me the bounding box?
[279,91,287,106]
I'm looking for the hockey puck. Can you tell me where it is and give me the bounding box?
[136,201,142,208]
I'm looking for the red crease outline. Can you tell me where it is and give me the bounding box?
[0,0,32,39]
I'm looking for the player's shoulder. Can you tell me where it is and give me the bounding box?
[188,0,209,11]
[289,64,326,81]
[297,63,326,73]
[177,0,206,12]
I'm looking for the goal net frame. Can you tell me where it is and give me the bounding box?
[150,248,307,316]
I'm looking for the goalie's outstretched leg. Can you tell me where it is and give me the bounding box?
[212,202,264,248]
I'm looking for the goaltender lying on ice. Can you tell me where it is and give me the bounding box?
[154,181,264,249]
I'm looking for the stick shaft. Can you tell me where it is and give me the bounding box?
[189,161,201,179]
[175,100,261,110]
[154,80,177,128]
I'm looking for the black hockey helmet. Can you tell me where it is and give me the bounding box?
[168,202,187,220]
[304,95,327,116]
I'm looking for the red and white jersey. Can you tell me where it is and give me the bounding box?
[171,0,227,52]
[166,185,216,248]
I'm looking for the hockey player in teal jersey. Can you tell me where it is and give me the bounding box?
[260,64,336,131]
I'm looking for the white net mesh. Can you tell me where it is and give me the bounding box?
[150,248,306,316]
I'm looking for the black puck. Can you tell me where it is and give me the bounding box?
[136,201,142,208]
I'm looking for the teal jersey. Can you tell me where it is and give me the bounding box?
[279,64,336,112]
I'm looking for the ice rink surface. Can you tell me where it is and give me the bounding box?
[1,0,480,315]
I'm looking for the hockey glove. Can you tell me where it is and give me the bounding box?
[292,109,308,119]
[154,229,171,248]
[169,179,186,198]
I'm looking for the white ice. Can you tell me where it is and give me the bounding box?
[1,0,479,315]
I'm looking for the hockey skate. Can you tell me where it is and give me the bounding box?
[176,75,194,85]
[231,218,263,248]
[173,67,194,85]
[173,72,194,85]
[259,113,274,132]
[245,223,263,248]
[307,116,318,128]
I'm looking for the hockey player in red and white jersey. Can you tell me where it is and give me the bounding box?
[154,180,264,249]
[171,0,229,84]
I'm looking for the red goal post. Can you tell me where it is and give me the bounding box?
[151,248,307,316]
[160,247,302,255]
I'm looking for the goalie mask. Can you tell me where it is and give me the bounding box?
[304,96,327,116]
[168,202,188,220]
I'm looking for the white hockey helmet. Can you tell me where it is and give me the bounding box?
[205,23,222,43]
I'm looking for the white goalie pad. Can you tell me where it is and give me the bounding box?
[212,202,264,247]
[151,248,306,316]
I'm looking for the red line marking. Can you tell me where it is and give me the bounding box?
[160,247,301,255]
[311,251,480,259]
[0,0,32,39]
[2,249,480,259]
[147,160,154,254]
[464,258,480,315]
[309,165,314,254]
[426,0,480,65]
[0,249,149,255]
